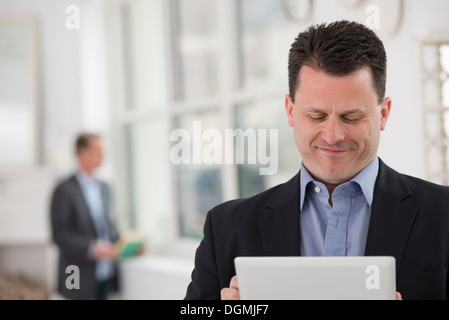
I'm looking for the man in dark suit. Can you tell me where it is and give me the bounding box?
[185,21,449,300]
[51,133,120,300]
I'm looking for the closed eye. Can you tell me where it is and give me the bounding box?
[341,114,363,123]
[341,116,361,123]
[309,113,327,122]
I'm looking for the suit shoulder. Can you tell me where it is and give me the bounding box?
[379,160,449,198]
[52,175,79,197]
[400,173,449,195]
[398,173,449,229]
[54,175,76,189]
[399,173,449,215]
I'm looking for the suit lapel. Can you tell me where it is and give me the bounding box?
[99,182,116,240]
[364,159,417,270]
[256,160,417,265]
[69,175,98,237]
[258,172,301,256]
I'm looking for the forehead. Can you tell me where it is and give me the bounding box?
[295,66,378,109]
[86,136,102,149]
[91,137,102,144]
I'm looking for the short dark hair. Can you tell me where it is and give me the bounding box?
[288,20,387,104]
[75,133,100,155]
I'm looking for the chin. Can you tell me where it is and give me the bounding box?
[320,168,354,185]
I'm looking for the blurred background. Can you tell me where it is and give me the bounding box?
[0,0,448,299]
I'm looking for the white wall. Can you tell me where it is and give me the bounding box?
[0,0,84,171]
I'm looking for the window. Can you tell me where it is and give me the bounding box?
[117,0,306,246]
[421,42,449,185]
[174,110,223,238]
[174,0,219,100]
[239,0,309,90]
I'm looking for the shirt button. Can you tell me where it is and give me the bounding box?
[314,186,321,193]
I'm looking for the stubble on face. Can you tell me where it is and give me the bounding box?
[285,66,391,191]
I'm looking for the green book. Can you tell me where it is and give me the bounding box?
[120,241,144,259]
[117,230,147,259]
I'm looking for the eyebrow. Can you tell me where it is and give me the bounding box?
[304,107,366,114]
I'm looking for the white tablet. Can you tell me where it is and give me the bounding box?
[234,256,396,300]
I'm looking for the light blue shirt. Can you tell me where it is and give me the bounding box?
[299,157,379,256]
[75,170,114,281]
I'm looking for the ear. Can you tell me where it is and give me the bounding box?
[380,97,392,131]
[285,94,295,127]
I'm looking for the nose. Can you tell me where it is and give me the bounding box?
[321,117,345,145]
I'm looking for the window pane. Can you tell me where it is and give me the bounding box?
[238,0,309,90]
[424,79,440,106]
[123,0,167,110]
[442,45,449,107]
[0,21,36,166]
[440,45,449,74]
[443,80,449,107]
[172,111,223,238]
[235,97,300,197]
[444,111,449,138]
[127,118,173,246]
[175,0,219,100]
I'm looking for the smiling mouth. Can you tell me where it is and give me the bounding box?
[316,147,351,155]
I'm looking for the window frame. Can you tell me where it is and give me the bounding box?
[420,41,449,185]
[112,0,293,249]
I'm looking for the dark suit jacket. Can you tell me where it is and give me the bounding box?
[185,159,449,300]
[50,175,119,300]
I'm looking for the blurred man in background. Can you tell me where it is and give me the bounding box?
[51,133,120,300]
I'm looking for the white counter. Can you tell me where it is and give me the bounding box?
[118,255,194,300]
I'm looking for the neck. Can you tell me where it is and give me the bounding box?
[303,169,341,207]
[306,170,340,197]
[324,184,337,207]
[79,165,94,177]
[323,182,338,195]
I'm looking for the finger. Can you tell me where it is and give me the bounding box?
[396,292,402,300]
[229,275,239,289]
[220,288,240,300]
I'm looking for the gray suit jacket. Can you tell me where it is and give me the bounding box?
[50,175,119,299]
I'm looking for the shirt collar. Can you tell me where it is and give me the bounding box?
[300,156,379,211]
[75,169,97,187]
